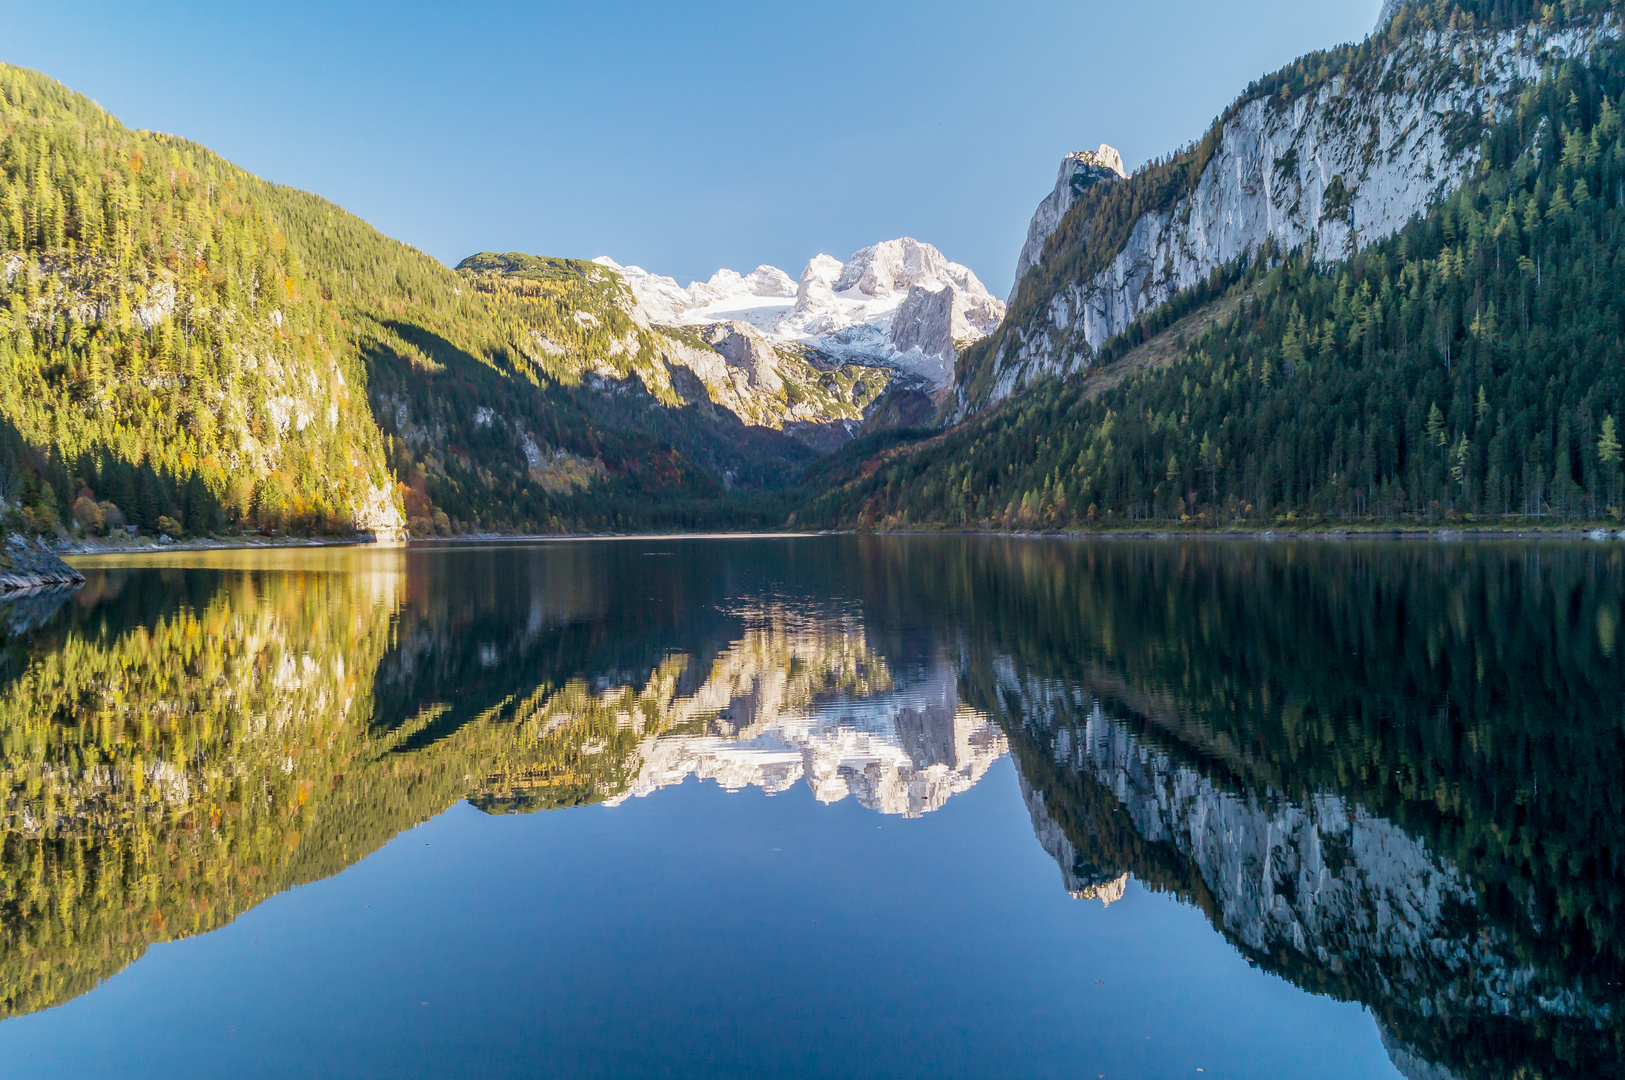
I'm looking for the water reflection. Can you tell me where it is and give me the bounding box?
[0,550,407,1021]
[0,537,1620,1079]
[603,606,1004,817]
[918,538,1625,1080]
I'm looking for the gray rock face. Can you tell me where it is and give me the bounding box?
[0,534,85,592]
[891,280,1009,371]
[701,321,785,395]
[1008,145,1127,307]
[980,19,1620,409]
[889,286,956,361]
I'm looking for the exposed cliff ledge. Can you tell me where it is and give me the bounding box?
[0,535,84,592]
[1007,145,1127,307]
[968,17,1620,412]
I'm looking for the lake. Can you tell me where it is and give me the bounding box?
[0,536,1618,1079]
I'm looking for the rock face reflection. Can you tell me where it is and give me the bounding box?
[919,538,1625,1080]
[1013,700,1609,1073]
[1,536,1622,1080]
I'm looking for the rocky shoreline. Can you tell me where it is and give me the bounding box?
[0,534,87,591]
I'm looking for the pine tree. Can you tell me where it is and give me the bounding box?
[1599,415,1621,510]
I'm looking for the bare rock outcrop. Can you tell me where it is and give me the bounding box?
[0,534,85,592]
[701,321,785,395]
[1007,145,1127,306]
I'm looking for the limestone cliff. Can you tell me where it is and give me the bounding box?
[965,14,1621,411]
[1007,145,1127,307]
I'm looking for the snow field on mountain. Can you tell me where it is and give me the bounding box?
[598,237,1004,390]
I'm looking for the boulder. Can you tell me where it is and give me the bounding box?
[0,534,85,592]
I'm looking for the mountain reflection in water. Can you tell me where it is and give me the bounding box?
[0,537,1621,1079]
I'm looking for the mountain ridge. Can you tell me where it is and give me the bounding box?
[0,63,995,541]
[600,236,1003,392]
[964,11,1621,413]
[805,0,1625,533]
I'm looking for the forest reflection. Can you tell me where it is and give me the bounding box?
[0,542,1001,1024]
[0,538,1621,1079]
[894,537,1625,1080]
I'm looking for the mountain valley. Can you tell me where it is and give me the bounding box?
[4,0,1625,545]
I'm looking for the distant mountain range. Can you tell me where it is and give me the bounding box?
[602,237,1003,392]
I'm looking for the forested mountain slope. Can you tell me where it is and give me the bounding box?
[0,63,930,541]
[0,66,401,538]
[806,0,1625,530]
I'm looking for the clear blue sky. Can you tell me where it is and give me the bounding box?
[4,0,1381,297]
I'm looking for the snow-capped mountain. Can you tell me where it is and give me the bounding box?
[597,238,1003,390]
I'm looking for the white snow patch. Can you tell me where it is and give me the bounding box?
[595,238,1004,390]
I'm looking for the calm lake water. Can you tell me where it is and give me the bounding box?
[0,536,1619,1079]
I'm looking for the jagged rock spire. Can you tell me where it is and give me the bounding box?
[1008,144,1127,307]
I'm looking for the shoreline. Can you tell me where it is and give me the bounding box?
[48,521,1625,561]
[60,534,394,558]
[920,525,1625,542]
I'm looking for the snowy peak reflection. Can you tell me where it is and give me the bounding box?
[479,605,1005,818]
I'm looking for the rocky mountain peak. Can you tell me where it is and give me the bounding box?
[1377,0,1408,30]
[795,253,846,309]
[1070,144,1126,181]
[600,239,1003,390]
[694,265,797,304]
[701,321,784,395]
[832,237,974,299]
[1008,144,1128,306]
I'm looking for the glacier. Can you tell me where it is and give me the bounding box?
[599,237,1003,391]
